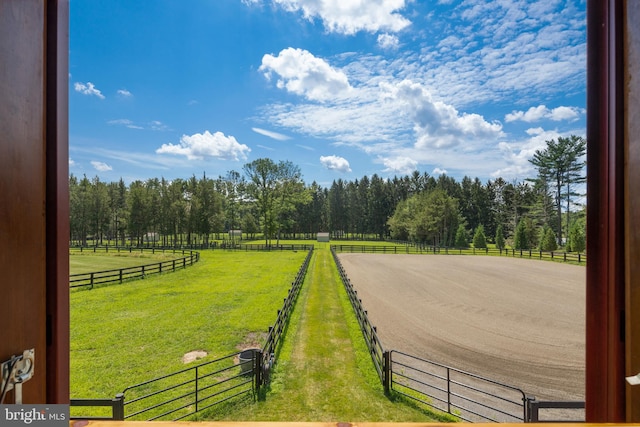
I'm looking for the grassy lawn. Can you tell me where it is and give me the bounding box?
[70,249,307,400]
[71,243,451,421]
[195,244,446,422]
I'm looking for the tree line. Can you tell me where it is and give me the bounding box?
[69,136,586,252]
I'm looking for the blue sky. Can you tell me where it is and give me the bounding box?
[69,0,586,188]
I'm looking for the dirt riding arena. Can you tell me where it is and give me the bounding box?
[336,253,585,403]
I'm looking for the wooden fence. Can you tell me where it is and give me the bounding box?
[69,247,199,289]
[332,244,585,264]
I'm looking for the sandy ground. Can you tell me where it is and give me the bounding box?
[336,253,585,403]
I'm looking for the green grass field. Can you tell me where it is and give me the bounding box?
[70,243,449,421]
[194,244,447,422]
[70,249,307,399]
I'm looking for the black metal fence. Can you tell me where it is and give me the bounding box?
[69,396,125,421]
[122,351,256,421]
[332,244,586,264]
[526,399,585,422]
[390,351,528,422]
[70,246,313,421]
[69,247,199,289]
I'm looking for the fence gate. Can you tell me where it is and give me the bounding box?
[389,350,529,422]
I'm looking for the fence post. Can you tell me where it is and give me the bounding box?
[383,351,391,394]
[112,393,125,421]
[253,350,263,392]
[525,396,538,422]
[90,273,94,290]
[195,365,199,412]
[447,367,451,415]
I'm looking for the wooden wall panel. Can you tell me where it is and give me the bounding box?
[0,0,48,403]
[46,0,70,404]
[625,0,640,421]
[586,0,626,421]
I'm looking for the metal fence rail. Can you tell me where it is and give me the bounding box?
[120,351,254,421]
[526,399,585,422]
[69,396,125,420]
[390,351,528,423]
[69,247,199,289]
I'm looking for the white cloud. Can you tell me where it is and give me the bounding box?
[107,119,169,131]
[252,127,291,140]
[377,33,400,50]
[253,0,586,180]
[149,120,170,131]
[505,105,582,123]
[260,48,352,102]
[117,89,132,97]
[91,161,113,172]
[156,130,251,161]
[69,158,75,167]
[320,155,352,173]
[526,127,545,135]
[256,0,411,35]
[108,119,144,129]
[74,82,105,99]
[548,106,582,121]
[491,128,564,179]
[381,156,417,175]
[432,167,448,176]
[384,80,503,149]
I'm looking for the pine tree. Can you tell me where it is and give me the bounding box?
[568,220,586,252]
[455,224,469,248]
[514,218,528,250]
[539,226,558,251]
[495,224,505,250]
[473,224,487,249]
[528,135,586,244]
